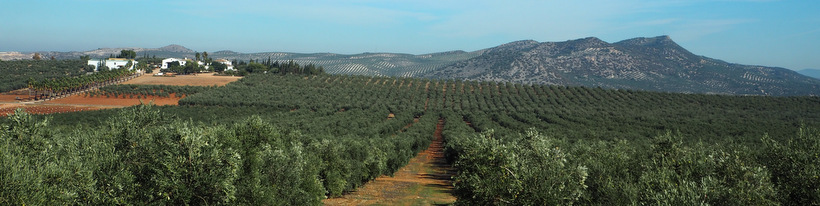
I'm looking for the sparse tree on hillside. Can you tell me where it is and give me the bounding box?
[32,53,42,60]
[118,50,136,59]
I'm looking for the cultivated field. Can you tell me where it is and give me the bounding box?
[47,94,182,106]
[0,73,238,117]
[122,73,242,86]
[0,94,181,117]
[5,74,820,205]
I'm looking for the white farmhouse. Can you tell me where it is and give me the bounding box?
[161,58,187,69]
[161,58,210,70]
[214,59,235,71]
[87,58,138,72]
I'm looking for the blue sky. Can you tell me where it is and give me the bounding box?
[1,0,818,70]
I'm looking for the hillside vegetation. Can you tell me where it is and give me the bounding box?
[3,74,820,205]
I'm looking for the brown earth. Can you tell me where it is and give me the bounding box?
[122,73,242,86]
[1,73,236,117]
[0,94,25,102]
[324,119,456,206]
[0,93,180,117]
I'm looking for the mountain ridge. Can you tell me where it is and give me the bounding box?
[0,44,196,60]
[422,36,820,96]
[798,69,820,80]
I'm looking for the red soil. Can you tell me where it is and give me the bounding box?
[0,94,24,102]
[1,73,231,117]
[0,93,182,117]
[122,73,241,86]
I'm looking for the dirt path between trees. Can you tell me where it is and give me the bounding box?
[324,119,456,205]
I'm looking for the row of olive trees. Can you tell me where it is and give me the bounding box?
[23,73,820,205]
[90,84,217,98]
[0,59,94,93]
[26,67,135,100]
[224,60,325,76]
[0,102,438,205]
[441,109,819,205]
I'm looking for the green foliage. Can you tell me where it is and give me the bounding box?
[95,84,215,98]
[634,133,777,205]
[449,129,589,205]
[169,60,202,75]
[24,67,136,100]
[7,74,820,204]
[761,127,820,205]
[232,60,325,76]
[136,60,149,73]
[0,59,90,92]
[1,102,434,204]
[116,50,136,59]
[227,116,324,205]
[211,61,228,73]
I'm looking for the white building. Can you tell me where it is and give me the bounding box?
[213,59,235,71]
[87,58,138,72]
[161,58,213,70]
[161,58,189,69]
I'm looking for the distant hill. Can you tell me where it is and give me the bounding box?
[211,50,484,77]
[798,69,820,80]
[421,36,820,96]
[0,45,196,60]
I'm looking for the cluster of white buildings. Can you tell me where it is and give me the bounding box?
[86,57,235,73]
[160,58,234,71]
[87,58,137,72]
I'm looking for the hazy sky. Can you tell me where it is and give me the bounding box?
[2,0,818,70]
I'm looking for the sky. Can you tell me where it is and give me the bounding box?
[1,0,818,70]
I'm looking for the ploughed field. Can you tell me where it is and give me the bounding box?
[122,73,242,86]
[3,73,820,205]
[0,74,239,116]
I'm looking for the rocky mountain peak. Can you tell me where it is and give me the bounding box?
[421,36,820,96]
[615,35,676,47]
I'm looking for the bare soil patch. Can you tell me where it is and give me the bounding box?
[0,73,223,117]
[123,73,241,86]
[0,92,182,117]
[324,119,455,205]
[0,94,25,102]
